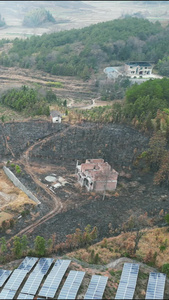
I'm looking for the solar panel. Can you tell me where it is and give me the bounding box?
[84,275,108,299]
[58,270,85,300]
[17,256,38,272]
[145,272,166,299]
[115,263,139,299]
[38,259,71,298]
[20,257,53,295]
[0,289,16,299]
[32,257,54,275]
[21,272,44,295]
[0,270,12,287]
[3,269,28,291]
[17,293,34,299]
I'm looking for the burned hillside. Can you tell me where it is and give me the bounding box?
[0,121,169,243]
[28,123,149,171]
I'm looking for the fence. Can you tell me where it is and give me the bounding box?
[3,166,41,205]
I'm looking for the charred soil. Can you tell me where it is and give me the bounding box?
[0,120,169,245]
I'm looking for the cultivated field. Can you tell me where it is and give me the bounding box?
[0,1,169,39]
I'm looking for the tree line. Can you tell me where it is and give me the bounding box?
[0,17,167,79]
[0,225,98,263]
[124,77,169,123]
[0,85,64,117]
[23,8,56,27]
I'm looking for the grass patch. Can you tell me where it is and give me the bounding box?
[109,270,115,276]
[139,271,149,280]
[46,81,64,88]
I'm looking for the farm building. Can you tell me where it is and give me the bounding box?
[50,110,62,123]
[76,159,118,192]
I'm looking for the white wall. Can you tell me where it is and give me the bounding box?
[52,116,61,123]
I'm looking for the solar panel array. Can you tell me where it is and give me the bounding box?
[145,272,166,299]
[17,256,38,272]
[2,258,167,300]
[115,263,139,299]
[0,270,12,288]
[32,257,54,275]
[21,258,54,296]
[0,289,16,299]
[58,270,85,299]
[3,269,28,291]
[17,293,34,299]
[38,259,71,298]
[84,275,108,299]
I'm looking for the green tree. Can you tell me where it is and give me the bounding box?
[0,237,7,253]
[81,66,90,81]
[164,214,169,225]
[34,236,46,256]
[0,237,7,263]
[13,236,22,258]
[162,263,169,276]
[1,220,7,231]
[1,115,5,122]
[157,57,169,76]
[22,235,28,254]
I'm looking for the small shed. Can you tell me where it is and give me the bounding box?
[50,110,62,123]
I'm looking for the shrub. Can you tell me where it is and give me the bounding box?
[159,239,168,252]
[9,219,14,228]
[94,253,100,264]
[21,209,30,217]
[109,270,115,276]
[162,263,169,276]
[164,214,169,225]
[101,238,108,248]
[15,165,21,174]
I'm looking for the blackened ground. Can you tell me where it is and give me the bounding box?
[29,123,149,171]
[28,169,169,244]
[1,121,168,244]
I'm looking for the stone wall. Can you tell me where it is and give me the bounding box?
[3,166,41,205]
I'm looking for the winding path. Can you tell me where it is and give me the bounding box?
[14,126,74,236]
[10,123,96,237]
